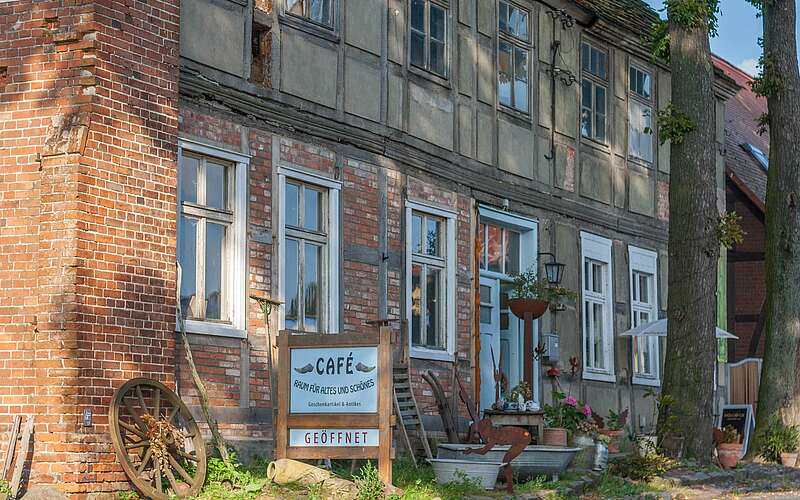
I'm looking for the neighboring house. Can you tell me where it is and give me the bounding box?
[0,0,737,495]
[714,55,769,405]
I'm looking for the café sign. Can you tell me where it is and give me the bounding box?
[290,346,378,413]
[275,326,393,484]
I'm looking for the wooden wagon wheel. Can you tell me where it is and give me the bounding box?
[109,378,207,499]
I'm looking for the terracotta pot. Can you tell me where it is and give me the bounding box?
[781,452,798,467]
[600,429,624,453]
[509,298,550,320]
[542,427,568,447]
[717,443,741,469]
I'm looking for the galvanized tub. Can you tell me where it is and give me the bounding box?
[427,459,505,490]
[437,444,580,481]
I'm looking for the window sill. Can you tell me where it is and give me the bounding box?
[408,66,451,90]
[582,370,615,383]
[498,104,532,125]
[632,376,661,387]
[581,136,610,153]
[279,14,340,44]
[628,155,654,169]
[410,347,454,362]
[178,319,247,339]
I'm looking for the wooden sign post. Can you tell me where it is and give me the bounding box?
[275,325,393,484]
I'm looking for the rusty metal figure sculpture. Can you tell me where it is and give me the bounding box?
[463,418,531,493]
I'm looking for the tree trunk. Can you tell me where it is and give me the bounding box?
[658,3,719,463]
[751,0,800,455]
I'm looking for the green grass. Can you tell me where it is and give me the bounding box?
[589,474,666,498]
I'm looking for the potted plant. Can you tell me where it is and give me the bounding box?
[714,425,742,469]
[597,408,628,453]
[542,392,589,446]
[759,417,800,467]
[508,268,577,320]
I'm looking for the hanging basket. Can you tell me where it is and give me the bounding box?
[509,298,550,320]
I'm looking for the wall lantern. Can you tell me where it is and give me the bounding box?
[538,252,565,286]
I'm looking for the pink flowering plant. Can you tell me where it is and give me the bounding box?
[543,391,593,432]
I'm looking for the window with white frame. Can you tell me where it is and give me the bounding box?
[177,140,248,338]
[581,232,614,382]
[629,246,660,385]
[628,65,654,163]
[581,42,608,143]
[278,167,340,333]
[406,202,456,360]
[286,0,335,28]
[478,222,520,276]
[497,0,530,113]
[410,0,448,77]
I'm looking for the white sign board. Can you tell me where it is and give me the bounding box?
[288,428,380,447]
[290,346,378,414]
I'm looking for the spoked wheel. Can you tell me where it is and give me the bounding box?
[109,378,207,499]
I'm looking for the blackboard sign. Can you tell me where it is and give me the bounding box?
[718,404,754,458]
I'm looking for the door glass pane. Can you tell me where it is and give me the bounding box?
[304,243,320,332]
[180,155,199,204]
[486,224,502,272]
[426,267,443,349]
[412,214,422,254]
[425,217,441,256]
[480,305,492,324]
[205,222,226,320]
[285,239,299,329]
[179,217,197,318]
[206,161,227,210]
[498,41,512,108]
[411,264,422,345]
[285,183,300,227]
[593,302,604,369]
[479,223,486,269]
[304,187,322,232]
[480,284,492,303]
[504,230,520,275]
[514,47,528,112]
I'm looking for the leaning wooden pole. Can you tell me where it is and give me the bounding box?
[176,264,231,465]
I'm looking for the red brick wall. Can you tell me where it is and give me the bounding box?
[726,180,766,360]
[0,0,179,495]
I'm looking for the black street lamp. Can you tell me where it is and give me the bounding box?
[538,252,565,286]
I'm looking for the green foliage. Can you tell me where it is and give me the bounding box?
[759,417,800,462]
[609,453,678,481]
[509,267,577,302]
[718,211,745,250]
[193,452,268,500]
[0,481,12,496]
[507,381,532,402]
[543,392,591,432]
[756,112,770,136]
[665,0,720,37]
[354,461,385,500]
[647,104,695,146]
[592,474,666,496]
[389,460,486,500]
[606,409,629,431]
[645,20,671,62]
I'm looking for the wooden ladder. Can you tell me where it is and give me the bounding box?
[393,363,432,466]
